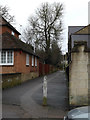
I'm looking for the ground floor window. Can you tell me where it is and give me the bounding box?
[26,54,29,66]
[35,57,37,66]
[32,56,34,66]
[0,51,14,65]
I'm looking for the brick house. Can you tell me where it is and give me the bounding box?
[0,17,39,88]
[0,16,20,38]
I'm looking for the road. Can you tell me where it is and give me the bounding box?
[2,71,68,119]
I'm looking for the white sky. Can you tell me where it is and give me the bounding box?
[0,0,90,53]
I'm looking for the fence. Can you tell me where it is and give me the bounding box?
[39,62,56,76]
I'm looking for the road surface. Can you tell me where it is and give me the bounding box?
[2,71,68,119]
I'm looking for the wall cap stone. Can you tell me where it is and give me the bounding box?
[71,41,90,52]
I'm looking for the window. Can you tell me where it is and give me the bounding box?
[26,54,29,65]
[0,51,14,65]
[11,31,15,36]
[1,51,6,63]
[32,56,34,66]
[35,57,37,66]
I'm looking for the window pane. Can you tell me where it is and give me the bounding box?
[26,54,29,65]
[1,51,6,63]
[35,57,37,66]
[7,51,13,63]
[32,56,34,66]
[12,31,15,36]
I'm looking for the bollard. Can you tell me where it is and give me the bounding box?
[43,76,47,106]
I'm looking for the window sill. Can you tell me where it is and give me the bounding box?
[0,63,14,66]
[26,65,30,67]
[0,65,14,67]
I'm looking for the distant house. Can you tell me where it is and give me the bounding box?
[0,17,39,88]
[68,26,85,63]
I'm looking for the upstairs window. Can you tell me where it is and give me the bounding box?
[0,51,14,65]
[35,57,37,66]
[26,54,29,66]
[11,31,15,36]
[32,56,34,66]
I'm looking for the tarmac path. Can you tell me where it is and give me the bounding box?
[2,71,68,119]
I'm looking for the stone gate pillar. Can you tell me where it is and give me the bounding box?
[88,52,90,105]
[69,41,88,107]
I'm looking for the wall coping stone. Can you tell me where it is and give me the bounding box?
[72,41,90,52]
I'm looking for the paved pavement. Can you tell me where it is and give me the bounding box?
[2,71,68,119]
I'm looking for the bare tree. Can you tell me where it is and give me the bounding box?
[0,5,15,23]
[24,2,63,63]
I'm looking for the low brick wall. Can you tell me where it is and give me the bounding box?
[2,73,21,89]
[21,72,39,82]
[2,72,39,89]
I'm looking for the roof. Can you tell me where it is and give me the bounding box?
[0,16,21,35]
[0,32,39,57]
[74,24,90,35]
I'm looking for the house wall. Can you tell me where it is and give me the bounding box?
[0,26,19,38]
[2,51,39,74]
[69,44,89,106]
[2,50,39,88]
[1,50,57,89]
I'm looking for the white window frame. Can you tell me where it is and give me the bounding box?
[0,51,14,65]
[35,57,37,67]
[26,54,29,66]
[32,55,34,66]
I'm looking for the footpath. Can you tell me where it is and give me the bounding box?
[21,71,68,118]
[2,71,68,119]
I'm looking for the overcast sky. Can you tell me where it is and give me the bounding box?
[0,0,89,52]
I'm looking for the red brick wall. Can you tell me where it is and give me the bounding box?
[39,63,55,76]
[2,51,39,74]
[39,63,50,76]
[39,62,44,76]
[0,26,19,38]
[44,64,49,74]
